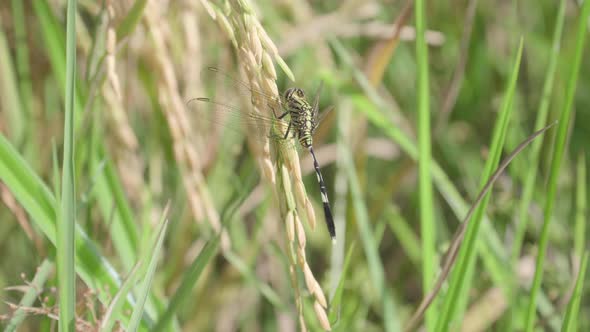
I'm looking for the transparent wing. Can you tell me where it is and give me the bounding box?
[201,67,284,115]
[307,81,334,133]
[195,67,333,148]
[311,81,323,119]
[313,105,334,132]
[187,97,296,148]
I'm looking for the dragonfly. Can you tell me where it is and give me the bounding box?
[189,67,336,241]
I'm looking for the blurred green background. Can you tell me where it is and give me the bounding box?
[0,0,588,331]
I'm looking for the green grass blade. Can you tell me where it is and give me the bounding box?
[92,156,139,269]
[414,0,436,328]
[34,0,140,276]
[329,93,350,301]
[342,62,559,331]
[512,0,566,264]
[331,38,555,329]
[524,2,590,330]
[342,147,400,332]
[57,1,77,330]
[403,123,556,332]
[560,252,588,332]
[0,133,155,327]
[435,38,524,332]
[128,205,171,332]
[151,234,222,331]
[4,259,54,332]
[0,133,57,239]
[223,251,283,308]
[116,0,148,40]
[384,206,421,265]
[10,0,34,120]
[0,18,25,145]
[574,153,586,258]
[31,0,84,113]
[328,242,356,323]
[99,262,142,332]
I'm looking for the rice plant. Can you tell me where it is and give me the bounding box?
[0,0,588,331]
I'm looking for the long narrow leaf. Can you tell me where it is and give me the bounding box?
[128,205,171,332]
[328,242,356,323]
[560,253,588,332]
[512,0,567,263]
[403,122,556,332]
[0,133,153,326]
[524,2,590,330]
[116,0,148,40]
[57,1,77,330]
[0,19,25,144]
[435,38,523,332]
[414,0,436,328]
[151,234,221,331]
[342,147,400,332]
[333,39,513,295]
[99,262,142,332]
[574,154,586,259]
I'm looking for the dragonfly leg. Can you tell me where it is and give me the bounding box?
[283,121,292,140]
[272,106,289,120]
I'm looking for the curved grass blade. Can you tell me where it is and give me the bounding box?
[342,145,400,331]
[328,242,356,325]
[151,233,221,331]
[434,38,524,332]
[91,155,140,270]
[524,2,590,330]
[0,133,154,328]
[574,154,586,259]
[223,251,283,308]
[403,122,557,332]
[560,252,588,332]
[512,0,567,264]
[99,262,142,332]
[116,0,148,41]
[0,20,26,145]
[127,204,171,332]
[336,41,562,326]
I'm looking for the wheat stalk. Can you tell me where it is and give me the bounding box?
[98,4,146,204]
[201,0,331,330]
[143,0,230,250]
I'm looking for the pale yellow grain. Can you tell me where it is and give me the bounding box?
[302,263,315,293]
[262,52,277,80]
[305,198,317,230]
[313,301,332,331]
[313,282,328,309]
[295,215,306,248]
[286,211,295,243]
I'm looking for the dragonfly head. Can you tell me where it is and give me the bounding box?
[284,88,307,108]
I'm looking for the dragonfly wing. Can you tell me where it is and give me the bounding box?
[187,97,296,149]
[312,80,324,119]
[201,67,284,114]
[313,105,334,133]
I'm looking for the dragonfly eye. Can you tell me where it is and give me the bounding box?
[284,88,306,104]
[284,88,294,100]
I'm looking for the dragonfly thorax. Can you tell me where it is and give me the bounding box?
[283,89,315,149]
